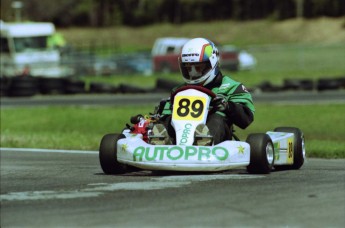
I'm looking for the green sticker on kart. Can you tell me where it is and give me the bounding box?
[133,146,229,162]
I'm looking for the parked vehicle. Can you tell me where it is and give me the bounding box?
[222,45,257,71]
[151,37,256,73]
[0,20,72,77]
[89,57,117,76]
[113,52,152,76]
[152,37,190,73]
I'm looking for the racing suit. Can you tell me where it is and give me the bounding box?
[157,72,255,144]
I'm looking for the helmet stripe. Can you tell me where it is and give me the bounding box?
[199,43,210,62]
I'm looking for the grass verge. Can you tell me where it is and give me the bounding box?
[1,103,344,158]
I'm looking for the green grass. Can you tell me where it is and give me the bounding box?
[1,104,344,158]
[60,18,345,51]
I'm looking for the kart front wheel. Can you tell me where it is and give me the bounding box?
[99,133,128,174]
[246,133,275,174]
[274,127,305,169]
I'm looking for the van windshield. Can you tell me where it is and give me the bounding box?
[13,36,48,52]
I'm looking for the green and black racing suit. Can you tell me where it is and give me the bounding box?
[157,72,255,144]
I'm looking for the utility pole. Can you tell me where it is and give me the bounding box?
[296,0,304,18]
[11,1,23,22]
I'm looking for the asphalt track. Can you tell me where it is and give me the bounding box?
[1,148,344,227]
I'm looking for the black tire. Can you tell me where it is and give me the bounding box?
[317,78,341,91]
[8,76,38,97]
[256,80,283,92]
[0,77,10,96]
[38,77,66,95]
[118,84,148,94]
[155,78,181,92]
[274,127,305,169]
[283,79,303,90]
[89,82,118,94]
[99,134,128,174]
[64,79,86,94]
[299,79,314,91]
[246,133,275,174]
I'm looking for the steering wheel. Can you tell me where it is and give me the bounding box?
[170,85,216,104]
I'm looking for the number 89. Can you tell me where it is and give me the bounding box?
[177,98,204,118]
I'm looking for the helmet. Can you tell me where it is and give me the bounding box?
[178,38,220,86]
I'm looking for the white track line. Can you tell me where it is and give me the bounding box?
[0,147,98,154]
[1,174,265,201]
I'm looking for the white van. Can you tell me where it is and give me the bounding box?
[0,20,70,77]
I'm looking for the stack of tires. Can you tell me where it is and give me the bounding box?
[5,76,39,97]
[317,77,345,91]
[39,78,86,95]
[0,76,88,97]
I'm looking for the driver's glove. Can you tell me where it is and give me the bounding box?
[213,96,238,118]
[212,96,229,112]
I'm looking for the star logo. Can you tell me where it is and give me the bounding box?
[121,144,128,152]
[238,145,245,154]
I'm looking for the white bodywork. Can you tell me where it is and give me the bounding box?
[266,131,295,165]
[117,136,250,171]
[117,88,251,172]
[171,89,211,146]
[115,88,299,172]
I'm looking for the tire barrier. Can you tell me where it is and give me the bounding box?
[256,81,284,92]
[283,79,314,91]
[1,76,344,97]
[256,77,345,92]
[64,80,86,94]
[89,82,119,94]
[118,84,150,94]
[7,76,39,97]
[155,78,181,92]
[0,76,11,97]
[39,77,67,95]
[317,77,344,91]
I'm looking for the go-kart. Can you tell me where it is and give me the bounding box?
[99,85,305,174]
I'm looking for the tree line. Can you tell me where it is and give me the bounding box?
[1,0,344,27]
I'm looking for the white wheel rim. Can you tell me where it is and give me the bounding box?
[266,143,274,165]
[301,135,306,158]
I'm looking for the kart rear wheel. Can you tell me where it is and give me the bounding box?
[274,127,305,169]
[99,133,128,174]
[246,133,275,174]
